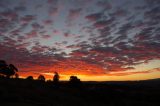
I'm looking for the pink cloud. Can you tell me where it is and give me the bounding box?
[43,20,53,25]
[93,21,108,28]
[20,15,35,23]
[49,8,58,16]
[16,42,31,49]
[53,29,60,34]
[1,11,18,21]
[41,35,51,39]
[68,8,82,20]
[96,1,112,10]
[85,13,102,22]
[26,30,38,39]
[32,23,43,29]
[0,19,9,27]
[10,29,20,35]
[64,32,74,37]
[93,19,114,29]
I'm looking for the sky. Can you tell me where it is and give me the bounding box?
[0,0,160,81]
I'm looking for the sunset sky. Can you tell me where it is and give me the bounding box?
[0,0,160,81]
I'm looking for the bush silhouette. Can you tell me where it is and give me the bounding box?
[37,75,45,81]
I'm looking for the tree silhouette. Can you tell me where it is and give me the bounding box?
[53,72,60,87]
[15,73,19,78]
[0,60,7,67]
[53,72,60,83]
[37,75,45,81]
[9,64,18,72]
[69,76,82,87]
[26,76,34,80]
[0,60,18,78]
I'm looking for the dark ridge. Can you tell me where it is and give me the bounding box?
[0,76,160,106]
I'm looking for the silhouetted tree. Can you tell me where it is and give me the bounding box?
[15,73,19,78]
[69,76,82,87]
[37,75,45,81]
[53,72,60,87]
[0,60,18,78]
[53,72,59,82]
[9,64,18,72]
[0,60,7,67]
[26,76,33,80]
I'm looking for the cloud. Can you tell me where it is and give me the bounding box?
[111,9,128,17]
[53,29,61,34]
[31,45,48,53]
[1,10,18,21]
[1,36,17,46]
[31,22,43,30]
[85,12,102,22]
[20,15,35,23]
[68,8,82,21]
[16,42,31,49]
[43,20,53,25]
[96,0,112,10]
[93,18,114,29]
[41,35,51,39]
[106,68,160,76]
[25,30,38,39]
[116,23,133,36]
[17,35,26,42]
[10,29,20,35]
[66,45,79,49]
[64,32,71,37]
[47,58,107,75]
[47,0,58,4]
[14,6,26,12]
[0,41,66,75]
[0,19,10,28]
[49,7,59,16]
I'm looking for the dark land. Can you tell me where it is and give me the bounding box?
[0,77,160,106]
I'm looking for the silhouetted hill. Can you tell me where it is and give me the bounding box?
[0,77,160,106]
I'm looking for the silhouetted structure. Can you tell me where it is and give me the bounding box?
[0,60,18,78]
[37,75,45,81]
[69,76,82,87]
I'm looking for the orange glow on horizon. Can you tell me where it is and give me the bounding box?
[18,68,160,81]
[17,60,160,81]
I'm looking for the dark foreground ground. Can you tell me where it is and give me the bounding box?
[0,77,160,106]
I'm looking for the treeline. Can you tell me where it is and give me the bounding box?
[0,60,82,87]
